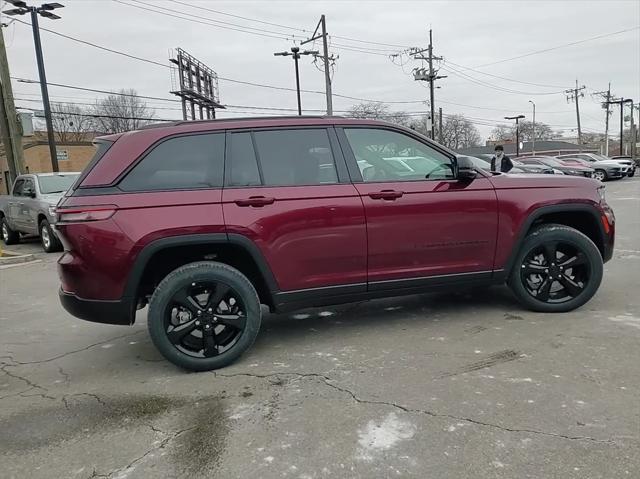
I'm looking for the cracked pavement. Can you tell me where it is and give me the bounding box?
[1,178,639,478]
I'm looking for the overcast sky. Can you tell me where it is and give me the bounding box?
[3,0,640,139]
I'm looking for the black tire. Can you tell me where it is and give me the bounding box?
[629,169,635,177]
[593,169,607,182]
[1,217,19,245]
[39,219,62,253]
[148,261,261,371]
[508,224,603,313]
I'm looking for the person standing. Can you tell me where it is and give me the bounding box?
[491,145,514,173]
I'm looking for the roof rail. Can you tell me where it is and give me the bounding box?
[138,115,344,130]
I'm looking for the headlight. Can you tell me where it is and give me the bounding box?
[48,205,56,217]
[597,186,606,202]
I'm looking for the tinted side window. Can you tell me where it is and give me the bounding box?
[228,132,261,187]
[344,128,454,182]
[12,179,24,196]
[119,134,224,191]
[253,129,338,186]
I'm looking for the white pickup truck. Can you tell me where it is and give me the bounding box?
[0,172,79,252]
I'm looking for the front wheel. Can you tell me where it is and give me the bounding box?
[628,169,635,177]
[509,224,603,312]
[593,169,607,182]
[148,261,261,371]
[39,219,62,253]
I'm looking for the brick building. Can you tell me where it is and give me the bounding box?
[1,132,97,195]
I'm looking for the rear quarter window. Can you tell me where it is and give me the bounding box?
[119,133,225,191]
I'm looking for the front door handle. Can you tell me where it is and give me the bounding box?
[368,190,404,200]
[235,196,276,207]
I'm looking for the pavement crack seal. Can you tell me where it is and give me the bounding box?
[0,364,56,400]
[215,371,617,446]
[93,425,198,479]
[2,330,145,365]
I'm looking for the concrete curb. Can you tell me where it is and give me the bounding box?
[0,250,36,266]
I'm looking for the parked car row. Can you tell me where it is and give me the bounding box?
[461,152,636,182]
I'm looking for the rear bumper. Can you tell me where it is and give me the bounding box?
[59,289,133,325]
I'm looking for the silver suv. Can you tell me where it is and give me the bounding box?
[557,153,635,180]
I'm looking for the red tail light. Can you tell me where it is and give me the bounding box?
[57,205,117,223]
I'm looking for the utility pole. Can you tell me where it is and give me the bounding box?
[505,114,525,157]
[0,24,25,184]
[438,107,443,143]
[607,98,633,155]
[528,100,536,155]
[410,29,446,139]
[629,102,635,159]
[593,84,613,155]
[565,80,586,152]
[274,46,318,115]
[301,15,336,115]
[3,1,65,172]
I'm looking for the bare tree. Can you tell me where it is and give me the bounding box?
[346,102,411,127]
[491,121,557,142]
[92,89,155,133]
[439,114,481,150]
[51,102,95,143]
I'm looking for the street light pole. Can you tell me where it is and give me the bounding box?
[274,46,318,116]
[505,114,526,157]
[292,48,301,116]
[528,100,536,155]
[3,1,64,172]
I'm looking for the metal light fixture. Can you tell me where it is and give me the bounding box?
[274,47,318,116]
[505,114,526,157]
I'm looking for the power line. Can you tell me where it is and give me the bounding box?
[473,26,640,69]
[167,0,414,49]
[439,63,565,96]
[442,59,571,89]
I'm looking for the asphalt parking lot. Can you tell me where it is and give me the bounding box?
[1,177,639,479]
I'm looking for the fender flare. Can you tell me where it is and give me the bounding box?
[122,233,280,302]
[501,203,608,278]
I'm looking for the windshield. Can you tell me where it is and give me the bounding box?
[531,157,563,167]
[38,174,80,194]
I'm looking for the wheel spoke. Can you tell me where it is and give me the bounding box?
[216,313,246,330]
[543,242,558,264]
[206,284,230,311]
[173,288,202,313]
[558,275,583,297]
[536,278,553,301]
[167,319,199,344]
[559,252,587,269]
[522,262,547,275]
[203,329,218,357]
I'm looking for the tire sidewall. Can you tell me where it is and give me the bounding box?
[509,226,603,312]
[594,170,607,182]
[1,217,18,245]
[148,261,261,371]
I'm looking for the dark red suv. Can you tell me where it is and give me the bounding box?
[56,117,615,371]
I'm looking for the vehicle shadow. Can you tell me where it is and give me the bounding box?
[254,285,523,345]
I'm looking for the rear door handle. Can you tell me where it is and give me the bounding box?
[368,190,404,200]
[235,196,276,207]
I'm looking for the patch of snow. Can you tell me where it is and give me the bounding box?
[357,413,416,461]
[609,314,640,330]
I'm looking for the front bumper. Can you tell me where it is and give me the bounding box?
[59,289,133,325]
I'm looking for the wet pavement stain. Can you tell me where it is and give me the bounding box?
[0,395,181,452]
[0,394,229,477]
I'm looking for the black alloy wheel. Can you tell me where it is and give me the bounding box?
[520,241,589,304]
[148,261,261,371]
[509,224,603,312]
[165,281,247,358]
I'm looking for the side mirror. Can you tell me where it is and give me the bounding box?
[455,156,477,181]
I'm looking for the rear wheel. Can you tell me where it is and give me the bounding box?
[148,261,261,371]
[593,169,607,182]
[628,168,635,177]
[509,224,603,312]
[39,219,62,253]
[1,217,19,245]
